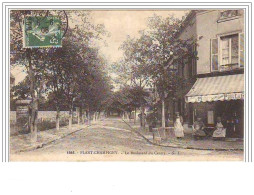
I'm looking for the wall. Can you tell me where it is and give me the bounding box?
[196,10,244,74]
[10,111,73,124]
[178,14,197,79]
[177,10,244,76]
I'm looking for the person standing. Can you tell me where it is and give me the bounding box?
[174,112,184,138]
[165,113,171,127]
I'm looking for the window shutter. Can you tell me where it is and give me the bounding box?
[239,33,244,67]
[211,38,219,71]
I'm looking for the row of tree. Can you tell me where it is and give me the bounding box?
[111,14,197,129]
[10,10,113,140]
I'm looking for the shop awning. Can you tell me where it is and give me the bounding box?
[185,74,244,103]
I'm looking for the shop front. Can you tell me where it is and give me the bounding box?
[185,74,244,138]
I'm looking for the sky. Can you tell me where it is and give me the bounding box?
[11,10,188,84]
[91,10,188,64]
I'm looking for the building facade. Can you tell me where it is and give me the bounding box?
[176,10,244,138]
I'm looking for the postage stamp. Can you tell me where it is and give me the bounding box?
[23,16,62,48]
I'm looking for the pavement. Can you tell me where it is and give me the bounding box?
[10,122,91,154]
[106,119,244,151]
[9,118,244,161]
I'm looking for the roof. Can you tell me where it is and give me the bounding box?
[175,10,197,38]
[185,74,244,103]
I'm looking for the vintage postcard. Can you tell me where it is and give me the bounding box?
[6,7,248,161]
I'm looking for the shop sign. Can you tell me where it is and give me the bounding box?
[186,92,244,103]
[16,100,31,133]
[16,105,29,118]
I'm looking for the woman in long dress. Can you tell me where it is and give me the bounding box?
[213,117,226,140]
[193,117,206,138]
[174,114,184,138]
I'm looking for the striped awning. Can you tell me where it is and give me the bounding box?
[185,74,244,103]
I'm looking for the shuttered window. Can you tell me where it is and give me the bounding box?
[211,32,244,71]
[220,34,239,66]
[239,33,244,67]
[211,38,219,71]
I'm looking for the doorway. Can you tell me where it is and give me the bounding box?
[216,100,244,138]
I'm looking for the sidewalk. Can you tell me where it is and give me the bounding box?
[152,134,243,151]
[10,123,91,154]
[121,120,243,151]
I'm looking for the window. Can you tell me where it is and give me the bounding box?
[220,10,240,20]
[190,44,197,76]
[220,34,238,66]
[211,33,244,71]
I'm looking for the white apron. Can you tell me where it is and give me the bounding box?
[213,122,226,138]
[174,118,184,138]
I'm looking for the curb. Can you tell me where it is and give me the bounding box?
[121,119,243,151]
[15,124,91,154]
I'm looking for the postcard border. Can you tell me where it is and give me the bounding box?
[1,2,252,162]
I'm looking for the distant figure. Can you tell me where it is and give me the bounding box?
[193,117,206,138]
[213,117,226,140]
[165,113,170,127]
[174,113,184,138]
[147,112,157,132]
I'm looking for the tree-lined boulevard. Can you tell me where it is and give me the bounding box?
[10,10,243,160]
[11,11,195,138]
[10,118,243,161]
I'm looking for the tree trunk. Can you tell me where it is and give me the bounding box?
[173,100,176,123]
[134,108,137,125]
[30,99,38,142]
[28,49,38,142]
[87,108,90,125]
[80,102,85,124]
[56,107,60,131]
[124,112,126,120]
[141,105,145,130]
[82,109,86,123]
[96,112,98,120]
[162,98,166,129]
[77,107,80,125]
[69,107,73,129]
